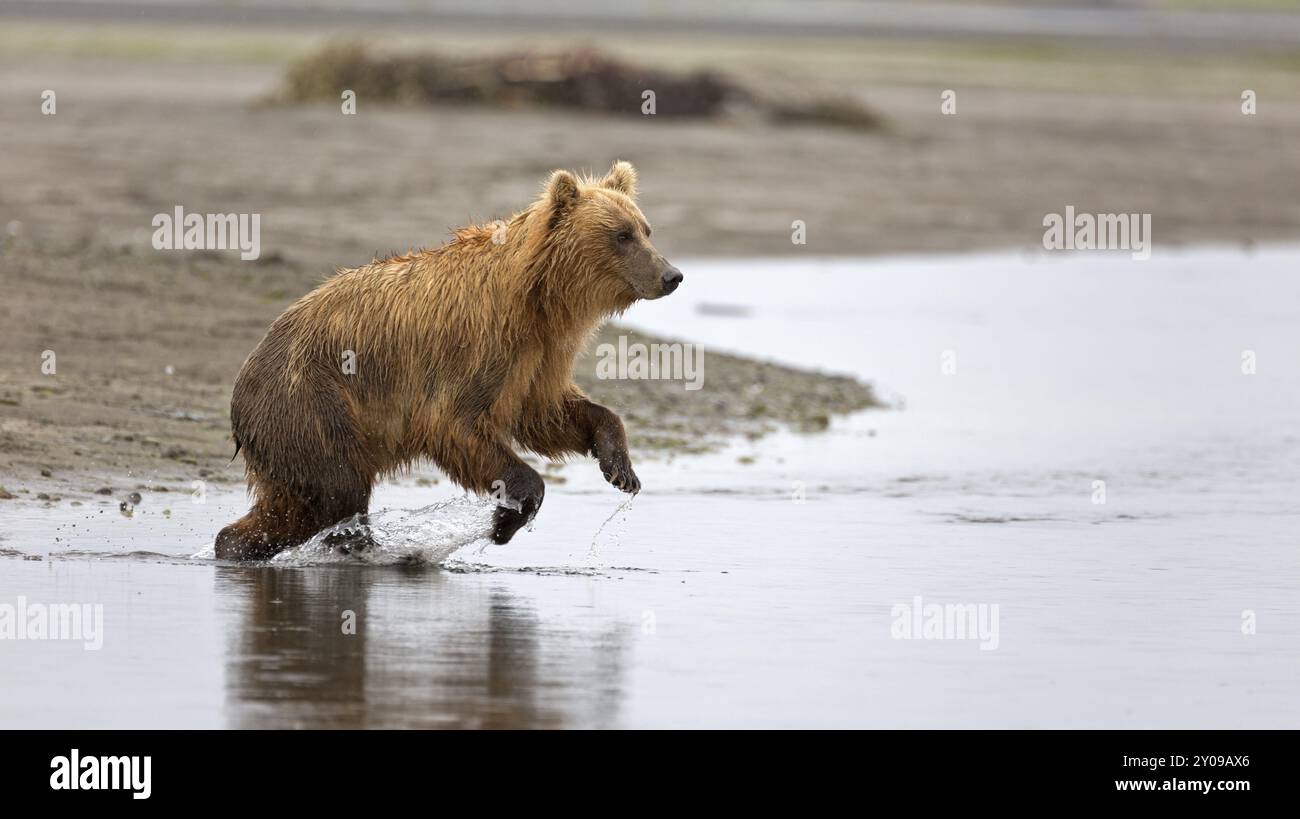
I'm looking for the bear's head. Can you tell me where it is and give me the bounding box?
[534,161,683,308]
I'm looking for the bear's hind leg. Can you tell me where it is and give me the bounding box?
[214,513,286,561]
[215,479,371,561]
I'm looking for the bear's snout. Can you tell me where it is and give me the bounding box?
[661,265,684,296]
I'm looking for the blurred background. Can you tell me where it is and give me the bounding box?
[2,0,1300,265]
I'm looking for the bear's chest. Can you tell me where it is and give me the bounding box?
[491,325,587,421]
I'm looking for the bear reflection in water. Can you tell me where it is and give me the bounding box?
[217,566,630,728]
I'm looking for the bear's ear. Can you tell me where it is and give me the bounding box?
[600,161,638,198]
[545,170,581,212]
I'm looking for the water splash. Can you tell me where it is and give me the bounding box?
[275,496,495,566]
[192,496,496,565]
[588,493,636,559]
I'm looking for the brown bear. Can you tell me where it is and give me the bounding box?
[214,161,682,560]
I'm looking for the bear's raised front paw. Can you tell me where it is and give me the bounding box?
[598,448,641,494]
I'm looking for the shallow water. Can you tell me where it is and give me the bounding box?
[3,246,1300,728]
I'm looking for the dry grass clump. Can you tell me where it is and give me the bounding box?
[273,42,882,130]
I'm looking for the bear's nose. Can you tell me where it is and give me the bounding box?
[661,267,684,294]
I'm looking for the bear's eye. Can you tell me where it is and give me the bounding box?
[616,230,634,244]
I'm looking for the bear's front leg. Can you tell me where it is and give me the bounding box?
[429,427,545,545]
[517,392,642,495]
[589,403,640,495]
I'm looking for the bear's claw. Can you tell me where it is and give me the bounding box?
[599,449,641,494]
